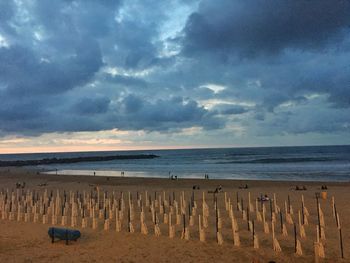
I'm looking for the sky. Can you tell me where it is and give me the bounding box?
[0,0,350,154]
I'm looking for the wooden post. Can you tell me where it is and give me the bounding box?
[247,206,250,231]
[181,213,186,239]
[298,210,306,238]
[301,198,305,225]
[252,220,255,246]
[316,195,321,239]
[335,203,339,228]
[248,192,254,212]
[272,221,282,252]
[199,214,205,242]
[287,195,291,214]
[280,211,283,234]
[339,228,344,259]
[263,204,269,234]
[269,199,273,222]
[294,223,297,253]
[128,206,131,232]
[216,201,223,245]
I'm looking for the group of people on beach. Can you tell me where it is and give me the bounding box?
[169,173,210,180]
[169,175,178,180]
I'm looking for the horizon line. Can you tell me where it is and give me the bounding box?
[0,143,349,155]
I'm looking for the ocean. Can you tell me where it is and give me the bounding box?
[1,145,350,182]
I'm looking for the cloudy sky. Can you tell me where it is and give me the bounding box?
[0,0,350,153]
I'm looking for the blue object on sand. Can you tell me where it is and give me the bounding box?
[48,227,81,243]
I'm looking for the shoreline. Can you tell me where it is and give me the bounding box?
[1,167,349,186]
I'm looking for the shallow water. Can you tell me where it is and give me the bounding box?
[2,145,350,181]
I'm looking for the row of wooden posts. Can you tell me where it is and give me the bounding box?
[0,188,345,261]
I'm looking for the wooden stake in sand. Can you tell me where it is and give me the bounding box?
[168,213,175,238]
[104,208,110,231]
[92,210,98,230]
[314,226,325,261]
[298,210,306,239]
[301,195,309,225]
[294,223,303,256]
[199,214,205,242]
[128,205,134,233]
[334,200,339,228]
[272,222,282,252]
[17,203,22,222]
[181,214,189,240]
[115,209,121,232]
[285,201,293,225]
[215,200,223,245]
[252,220,259,249]
[279,211,283,234]
[42,204,48,224]
[140,207,148,235]
[61,205,67,226]
[163,209,169,225]
[318,206,326,235]
[217,208,222,230]
[337,214,344,259]
[202,192,209,228]
[33,204,39,224]
[81,207,87,228]
[273,193,279,213]
[278,208,287,236]
[247,207,252,232]
[248,192,254,212]
[154,212,161,237]
[188,201,194,227]
[256,199,262,222]
[315,195,324,241]
[145,191,149,207]
[269,199,274,223]
[287,195,293,214]
[262,204,269,234]
[231,213,240,247]
[24,204,30,222]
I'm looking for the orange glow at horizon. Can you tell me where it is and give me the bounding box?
[0,144,214,155]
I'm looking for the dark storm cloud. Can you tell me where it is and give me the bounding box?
[1,0,350,141]
[117,95,224,131]
[104,14,161,70]
[221,106,249,115]
[0,98,46,122]
[0,42,102,97]
[183,0,350,56]
[0,1,14,22]
[105,74,149,89]
[72,97,111,115]
[178,0,350,111]
[253,102,350,136]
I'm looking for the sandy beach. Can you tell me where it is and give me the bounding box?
[0,167,349,262]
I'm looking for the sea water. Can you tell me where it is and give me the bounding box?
[1,145,350,182]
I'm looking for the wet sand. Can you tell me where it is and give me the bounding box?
[0,167,349,262]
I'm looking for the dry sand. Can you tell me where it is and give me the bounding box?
[0,167,349,262]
